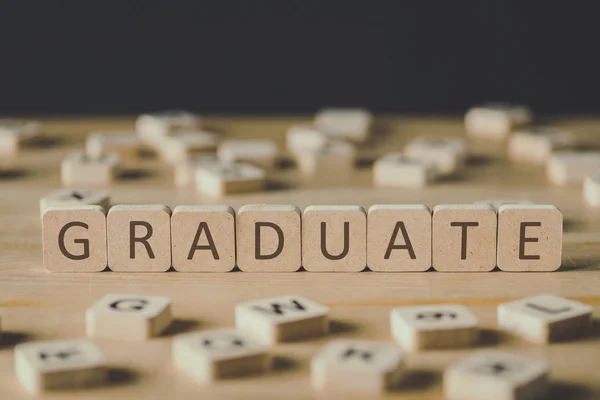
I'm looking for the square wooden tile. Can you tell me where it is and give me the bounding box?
[171,205,236,272]
[217,139,278,170]
[107,205,172,272]
[136,110,201,143]
[314,108,372,143]
[432,204,497,272]
[286,125,328,153]
[546,151,600,185]
[584,173,600,207]
[373,152,438,187]
[508,127,574,164]
[39,189,110,218]
[160,130,219,165]
[174,155,219,188]
[465,103,532,140]
[61,152,121,187]
[86,131,143,161]
[404,137,467,176]
[237,204,301,272]
[367,204,432,272]
[195,162,266,197]
[295,140,356,175]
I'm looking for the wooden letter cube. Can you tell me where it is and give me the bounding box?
[367,204,432,272]
[295,140,356,175]
[171,205,236,272]
[302,205,366,272]
[391,304,478,352]
[235,295,329,344]
[42,206,107,272]
[444,351,548,400]
[286,125,328,153]
[546,151,600,185]
[174,155,219,188]
[0,119,41,160]
[160,131,219,165]
[314,108,372,143]
[311,339,405,395]
[373,152,437,187]
[217,139,278,170]
[237,204,301,272]
[465,103,532,140]
[404,137,467,176]
[15,339,105,394]
[433,204,497,272]
[107,205,172,272]
[61,152,121,187]
[508,127,574,164]
[195,162,266,197]
[584,173,600,207]
[39,189,110,218]
[173,329,269,383]
[86,293,172,340]
[136,110,201,143]
[497,204,562,272]
[86,131,143,161]
[498,294,592,344]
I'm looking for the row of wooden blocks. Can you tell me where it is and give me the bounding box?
[41,193,563,272]
[9,292,592,398]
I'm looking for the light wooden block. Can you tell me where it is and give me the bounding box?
[40,189,110,218]
[171,205,236,272]
[217,139,278,170]
[465,103,533,140]
[373,152,438,187]
[444,351,548,400]
[295,140,356,175]
[86,293,172,340]
[235,295,329,344]
[286,124,328,153]
[367,204,432,272]
[546,151,600,185]
[432,204,497,272]
[508,127,574,164]
[497,204,562,272]
[404,136,467,175]
[160,131,219,165]
[498,294,592,344]
[391,304,478,352]
[0,119,41,160]
[42,206,107,272]
[61,152,121,187]
[311,339,405,395]
[237,204,301,272]
[136,110,201,143]
[195,162,266,197]
[15,339,105,394]
[173,329,269,383]
[584,173,600,207]
[302,205,366,272]
[107,205,172,272]
[314,108,372,143]
[86,131,143,161]
[174,155,219,188]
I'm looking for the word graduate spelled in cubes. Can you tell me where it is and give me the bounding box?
[41,202,564,272]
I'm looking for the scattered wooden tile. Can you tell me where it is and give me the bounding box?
[136,110,201,144]
[314,108,372,143]
[367,204,432,272]
[444,350,548,400]
[498,294,592,344]
[235,295,329,344]
[584,173,600,207]
[465,103,533,140]
[15,339,105,394]
[86,131,143,161]
[237,204,301,272]
[547,151,600,185]
[404,136,467,176]
[311,339,405,395]
[509,127,574,164]
[217,139,278,170]
[195,162,266,197]
[42,205,107,272]
[295,140,356,175]
[373,152,437,187]
[286,124,328,153]
[39,189,110,218]
[497,204,562,272]
[107,205,172,272]
[432,204,497,272]
[302,205,367,272]
[86,293,172,340]
[0,119,41,154]
[172,329,269,383]
[61,152,121,187]
[391,304,478,352]
[160,131,219,165]
[171,205,236,272]
[174,154,219,188]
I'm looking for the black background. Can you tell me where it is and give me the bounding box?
[1,2,599,115]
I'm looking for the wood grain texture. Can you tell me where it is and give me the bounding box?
[0,116,599,399]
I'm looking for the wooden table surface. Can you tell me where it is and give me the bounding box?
[0,116,599,400]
